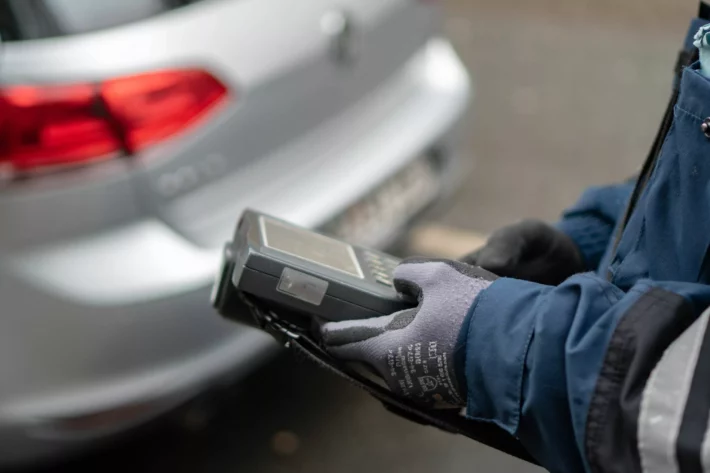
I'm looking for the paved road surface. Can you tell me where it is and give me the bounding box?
[16,1,704,472]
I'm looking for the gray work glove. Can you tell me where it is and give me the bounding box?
[461,220,584,286]
[321,258,497,408]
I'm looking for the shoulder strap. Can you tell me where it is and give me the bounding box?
[700,1,710,20]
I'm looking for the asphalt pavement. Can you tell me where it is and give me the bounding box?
[16,1,705,472]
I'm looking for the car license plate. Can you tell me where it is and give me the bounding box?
[322,158,441,247]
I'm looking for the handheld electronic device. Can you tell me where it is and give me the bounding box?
[212,209,414,325]
[210,210,538,466]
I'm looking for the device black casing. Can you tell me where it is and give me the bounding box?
[213,210,413,323]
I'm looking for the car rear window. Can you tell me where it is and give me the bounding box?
[0,0,206,41]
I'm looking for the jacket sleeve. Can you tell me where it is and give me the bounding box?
[460,274,710,473]
[555,180,634,271]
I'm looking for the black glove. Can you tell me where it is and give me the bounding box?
[461,220,585,286]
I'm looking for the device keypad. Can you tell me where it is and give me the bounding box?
[363,251,399,287]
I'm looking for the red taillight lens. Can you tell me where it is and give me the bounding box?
[0,84,122,172]
[0,69,228,177]
[102,70,228,153]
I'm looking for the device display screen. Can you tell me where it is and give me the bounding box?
[260,217,363,278]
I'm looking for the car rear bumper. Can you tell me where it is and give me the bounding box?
[0,38,471,466]
[0,299,278,466]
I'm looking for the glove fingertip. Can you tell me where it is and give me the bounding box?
[398,256,448,266]
[393,257,443,279]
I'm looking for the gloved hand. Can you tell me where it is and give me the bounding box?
[461,220,585,286]
[321,258,497,408]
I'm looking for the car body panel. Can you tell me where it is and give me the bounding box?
[0,0,472,466]
[0,0,440,246]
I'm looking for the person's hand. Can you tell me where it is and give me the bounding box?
[321,258,496,408]
[461,220,585,286]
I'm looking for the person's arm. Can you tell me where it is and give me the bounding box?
[463,274,710,473]
[555,180,634,271]
[461,180,635,285]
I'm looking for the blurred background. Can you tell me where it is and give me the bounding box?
[0,0,703,471]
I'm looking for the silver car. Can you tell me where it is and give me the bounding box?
[0,0,471,466]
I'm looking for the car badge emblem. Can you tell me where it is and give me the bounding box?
[321,10,358,65]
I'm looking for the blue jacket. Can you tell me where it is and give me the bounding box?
[462,13,710,473]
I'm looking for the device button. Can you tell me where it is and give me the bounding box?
[375,275,393,287]
[367,256,383,265]
[366,258,385,271]
[366,251,387,264]
[365,250,382,258]
[371,268,389,278]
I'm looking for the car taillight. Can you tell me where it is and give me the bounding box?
[102,70,228,153]
[0,69,228,177]
[0,83,123,173]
